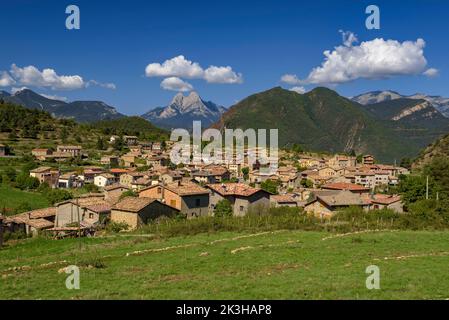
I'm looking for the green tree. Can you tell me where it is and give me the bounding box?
[44,189,73,205]
[96,136,106,150]
[300,178,314,188]
[260,179,279,194]
[214,199,233,217]
[241,167,249,180]
[119,190,137,200]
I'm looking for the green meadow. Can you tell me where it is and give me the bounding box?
[0,184,50,214]
[1,230,449,299]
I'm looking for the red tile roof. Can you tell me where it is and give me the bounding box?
[322,183,370,192]
[207,183,265,197]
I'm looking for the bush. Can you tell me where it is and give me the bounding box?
[106,221,129,233]
[214,199,233,217]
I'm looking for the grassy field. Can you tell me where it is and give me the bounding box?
[0,184,50,215]
[1,230,449,299]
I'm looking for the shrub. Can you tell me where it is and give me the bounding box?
[106,221,129,233]
[214,199,233,217]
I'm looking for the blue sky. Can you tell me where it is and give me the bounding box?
[0,0,448,115]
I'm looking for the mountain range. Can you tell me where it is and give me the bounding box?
[212,87,449,163]
[352,90,449,118]
[141,91,226,131]
[0,89,124,123]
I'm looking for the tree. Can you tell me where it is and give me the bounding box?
[96,136,106,150]
[15,173,40,190]
[400,158,413,170]
[261,179,279,194]
[112,136,124,151]
[44,189,73,205]
[300,178,314,188]
[241,167,249,180]
[214,199,233,217]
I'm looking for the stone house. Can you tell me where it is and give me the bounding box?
[111,197,179,229]
[366,194,404,213]
[0,144,5,157]
[100,156,119,167]
[322,183,370,194]
[139,181,210,218]
[5,207,56,236]
[56,145,82,157]
[206,183,271,216]
[123,136,138,146]
[304,190,371,218]
[29,166,60,187]
[103,184,131,204]
[55,194,110,228]
[31,148,52,160]
[94,173,116,188]
[120,172,146,188]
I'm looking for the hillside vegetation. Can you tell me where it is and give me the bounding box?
[0,102,167,156]
[213,87,447,163]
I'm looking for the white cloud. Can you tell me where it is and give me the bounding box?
[289,86,306,94]
[145,55,243,84]
[40,93,68,102]
[0,71,15,87]
[160,77,194,92]
[285,34,432,85]
[87,80,117,90]
[11,87,28,94]
[280,74,302,85]
[204,66,243,84]
[423,68,439,78]
[146,55,204,79]
[10,64,85,90]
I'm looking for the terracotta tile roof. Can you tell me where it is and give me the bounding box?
[27,207,56,219]
[322,183,370,192]
[364,194,402,205]
[207,183,264,197]
[25,218,54,229]
[104,184,130,192]
[165,181,209,196]
[110,168,129,174]
[271,194,298,203]
[112,197,157,212]
[30,166,53,173]
[315,191,370,207]
[133,177,153,186]
[85,203,112,214]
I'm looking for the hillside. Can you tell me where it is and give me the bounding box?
[93,116,169,141]
[0,89,125,123]
[212,87,424,162]
[413,133,449,169]
[0,102,167,156]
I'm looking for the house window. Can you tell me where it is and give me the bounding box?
[157,187,162,194]
[170,200,176,207]
[240,206,244,212]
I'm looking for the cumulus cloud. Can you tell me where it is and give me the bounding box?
[423,68,439,78]
[280,74,302,85]
[146,55,204,79]
[160,77,194,92]
[282,34,436,86]
[2,64,115,91]
[10,64,85,90]
[204,66,243,84]
[145,55,243,85]
[0,71,15,87]
[289,86,306,94]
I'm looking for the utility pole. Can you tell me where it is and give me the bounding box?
[426,176,429,200]
[0,214,4,248]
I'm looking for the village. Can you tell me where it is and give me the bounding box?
[0,134,411,239]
